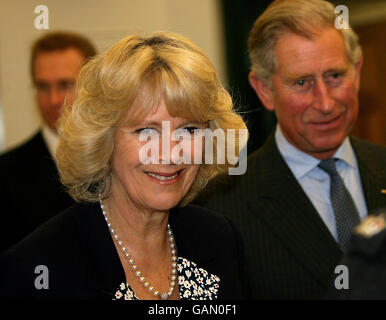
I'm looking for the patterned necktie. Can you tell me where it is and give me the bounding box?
[318,158,361,251]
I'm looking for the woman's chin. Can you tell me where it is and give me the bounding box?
[147,198,182,213]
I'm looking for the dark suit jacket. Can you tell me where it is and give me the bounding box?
[196,133,386,299]
[0,202,249,300]
[0,131,74,253]
[326,214,386,300]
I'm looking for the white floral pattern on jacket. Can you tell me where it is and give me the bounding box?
[113,257,220,300]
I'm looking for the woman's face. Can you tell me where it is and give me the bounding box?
[110,99,206,212]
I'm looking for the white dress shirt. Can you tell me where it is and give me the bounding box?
[41,124,59,162]
[275,125,368,241]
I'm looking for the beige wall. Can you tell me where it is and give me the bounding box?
[0,0,225,151]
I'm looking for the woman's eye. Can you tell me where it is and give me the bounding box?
[136,127,158,135]
[174,127,201,136]
[172,127,203,141]
[183,127,200,134]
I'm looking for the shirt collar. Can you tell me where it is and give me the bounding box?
[41,124,58,162]
[275,125,356,179]
[333,136,356,168]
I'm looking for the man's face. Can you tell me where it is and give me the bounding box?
[33,48,85,132]
[251,28,362,159]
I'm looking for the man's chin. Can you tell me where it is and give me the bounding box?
[307,141,345,160]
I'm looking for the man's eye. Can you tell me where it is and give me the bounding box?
[293,78,313,91]
[58,82,75,91]
[329,72,343,80]
[35,83,49,91]
[325,72,344,86]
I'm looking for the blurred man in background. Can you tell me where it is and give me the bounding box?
[0,31,96,253]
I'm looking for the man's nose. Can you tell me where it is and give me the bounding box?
[313,80,334,113]
[48,88,65,107]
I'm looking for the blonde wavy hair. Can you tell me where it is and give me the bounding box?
[57,32,247,206]
[248,0,362,87]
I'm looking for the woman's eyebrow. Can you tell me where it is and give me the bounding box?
[177,120,205,127]
[135,120,162,127]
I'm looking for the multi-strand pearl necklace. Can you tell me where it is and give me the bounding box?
[99,200,178,300]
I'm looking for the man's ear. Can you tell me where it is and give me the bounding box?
[354,54,363,92]
[248,71,275,111]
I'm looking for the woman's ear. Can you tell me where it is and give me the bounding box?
[248,71,275,111]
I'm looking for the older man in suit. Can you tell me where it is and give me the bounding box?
[197,0,386,299]
[0,32,96,253]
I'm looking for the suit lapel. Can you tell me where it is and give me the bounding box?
[351,137,386,213]
[248,134,342,287]
[22,131,74,223]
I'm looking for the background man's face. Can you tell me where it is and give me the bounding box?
[262,28,361,159]
[33,48,84,132]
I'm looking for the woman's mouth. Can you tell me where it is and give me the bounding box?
[145,169,184,184]
[146,172,178,181]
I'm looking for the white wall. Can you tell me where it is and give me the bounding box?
[0,0,226,151]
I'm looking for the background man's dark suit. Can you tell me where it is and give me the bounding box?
[0,131,73,253]
[0,32,95,254]
[196,132,386,299]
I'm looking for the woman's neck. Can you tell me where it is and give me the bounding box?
[103,192,170,257]
[101,192,178,300]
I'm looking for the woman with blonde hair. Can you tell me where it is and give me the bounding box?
[0,32,249,300]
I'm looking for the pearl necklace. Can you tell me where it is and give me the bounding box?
[99,200,177,300]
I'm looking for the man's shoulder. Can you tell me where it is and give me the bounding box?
[3,203,90,252]
[195,135,285,210]
[0,131,54,182]
[351,136,386,154]
[0,202,98,266]
[351,136,386,168]
[0,131,45,165]
[0,202,101,298]
[213,138,277,183]
[215,134,283,186]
